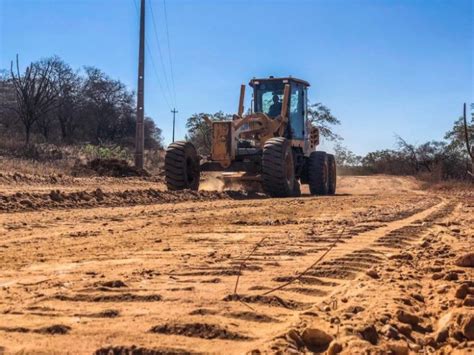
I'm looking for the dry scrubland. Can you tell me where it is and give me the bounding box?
[0,168,472,354]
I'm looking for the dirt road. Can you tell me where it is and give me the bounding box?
[0,175,472,354]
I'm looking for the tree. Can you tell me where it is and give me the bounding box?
[144,117,163,149]
[395,135,419,174]
[81,66,134,143]
[0,70,18,134]
[10,55,62,144]
[185,111,232,155]
[334,143,362,167]
[53,60,82,142]
[361,149,401,175]
[307,103,341,141]
[35,110,56,141]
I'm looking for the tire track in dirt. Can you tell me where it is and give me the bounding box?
[222,199,447,300]
[263,200,460,352]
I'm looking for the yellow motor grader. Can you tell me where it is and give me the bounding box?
[164,76,336,197]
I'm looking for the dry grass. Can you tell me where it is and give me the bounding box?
[0,156,73,176]
[0,145,164,177]
[422,179,474,199]
[427,179,474,190]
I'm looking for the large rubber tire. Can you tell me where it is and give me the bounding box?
[262,137,296,197]
[164,141,200,191]
[307,151,329,195]
[327,154,337,195]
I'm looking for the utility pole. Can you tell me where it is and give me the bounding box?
[463,102,474,178]
[171,108,178,142]
[134,0,145,169]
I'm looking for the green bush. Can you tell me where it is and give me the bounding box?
[81,144,131,161]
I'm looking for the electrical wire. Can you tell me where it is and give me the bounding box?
[146,39,173,110]
[132,0,173,110]
[163,0,178,108]
[148,0,176,108]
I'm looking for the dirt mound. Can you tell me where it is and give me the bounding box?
[0,324,71,335]
[0,171,73,185]
[72,159,150,177]
[149,323,250,340]
[95,280,128,288]
[36,324,71,335]
[225,311,279,323]
[0,326,30,333]
[223,294,307,310]
[189,308,218,316]
[95,345,191,355]
[55,293,162,302]
[273,276,337,286]
[0,188,263,212]
[78,309,120,318]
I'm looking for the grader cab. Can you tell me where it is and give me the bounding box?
[164,76,336,197]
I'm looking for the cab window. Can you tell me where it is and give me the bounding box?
[254,82,285,117]
[289,83,304,139]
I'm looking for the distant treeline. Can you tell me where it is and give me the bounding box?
[0,56,163,150]
[335,117,474,181]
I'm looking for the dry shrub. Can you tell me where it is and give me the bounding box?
[0,156,72,176]
[71,158,149,177]
[0,142,164,177]
[144,149,165,175]
[421,179,473,198]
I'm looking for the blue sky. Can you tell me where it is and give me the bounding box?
[0,0,472,154]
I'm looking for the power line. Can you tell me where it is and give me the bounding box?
[146,38,173,110]
[148,0,176,108]
[163,0,178,108]
[132,0,173,110]
[132,0,172,109]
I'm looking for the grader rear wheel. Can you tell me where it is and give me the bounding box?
[164,141,200,191]
[327,154,337,195]
[307,151,329,195]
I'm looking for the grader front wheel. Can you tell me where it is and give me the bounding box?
[164,141,200,191]
[262,137,296,197]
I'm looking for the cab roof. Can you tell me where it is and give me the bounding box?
[249,76,310,87]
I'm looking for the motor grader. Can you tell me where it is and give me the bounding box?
[164,76,336,197]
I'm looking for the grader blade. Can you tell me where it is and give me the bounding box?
[219,172,262,191]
